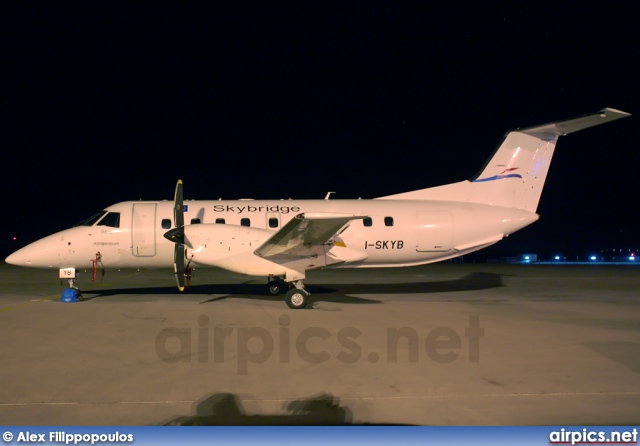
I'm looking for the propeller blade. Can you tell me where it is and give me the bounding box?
[174,244,186,291]
[164,180,191,291]
[174,179,184,229]
[165,180,187,292]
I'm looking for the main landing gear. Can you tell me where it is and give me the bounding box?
[267,278,310,309]
[267,278,286,296]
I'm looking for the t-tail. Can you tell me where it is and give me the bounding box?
[381,108,630,212]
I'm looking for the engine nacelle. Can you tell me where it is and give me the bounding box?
[183,223,273,264]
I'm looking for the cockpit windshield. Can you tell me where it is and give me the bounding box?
[75,210,107,227]
[74,210,121,228]
[97,212,120,228]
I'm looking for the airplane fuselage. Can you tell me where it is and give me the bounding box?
[8,198,537,272]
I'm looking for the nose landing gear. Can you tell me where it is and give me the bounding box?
[60,268,84,302]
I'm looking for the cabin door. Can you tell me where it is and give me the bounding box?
[132,203,157,256]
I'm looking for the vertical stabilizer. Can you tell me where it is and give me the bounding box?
[380,108,630,212]
[468,130,558,212]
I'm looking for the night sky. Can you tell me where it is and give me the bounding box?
[3,2,638,260]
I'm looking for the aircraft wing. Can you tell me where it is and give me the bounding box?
[254,213,366,259]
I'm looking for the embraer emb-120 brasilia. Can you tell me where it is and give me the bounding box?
[6,108,630,308]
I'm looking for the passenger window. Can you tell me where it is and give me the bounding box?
[161,219,171,229]
[191,218,201,224]
[215,218,226,224]
[384,216,394,227]
[97,212,120,228]
[268,218,279,228]
[241,218,251,227]
[363,217,373,227]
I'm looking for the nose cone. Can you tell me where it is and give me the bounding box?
[5,249,24,266]
[5,244,39,267]
[4,233,62,268]
[6,227,91,269]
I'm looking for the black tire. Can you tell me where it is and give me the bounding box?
[267,280,284,296]
[285,288,309,309]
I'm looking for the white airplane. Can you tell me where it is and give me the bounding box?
[6,108,630,308]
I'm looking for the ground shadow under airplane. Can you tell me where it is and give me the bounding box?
[162,392,409,426]
[80,272,504,305]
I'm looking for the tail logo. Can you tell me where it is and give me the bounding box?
[473,167,522,183]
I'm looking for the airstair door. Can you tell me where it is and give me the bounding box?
[132,203,157,257]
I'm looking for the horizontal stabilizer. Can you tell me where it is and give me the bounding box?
[519,108,631,139]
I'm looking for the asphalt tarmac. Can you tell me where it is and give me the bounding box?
[1,263,638,426]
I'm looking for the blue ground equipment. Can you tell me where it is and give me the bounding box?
[61,288,79,303]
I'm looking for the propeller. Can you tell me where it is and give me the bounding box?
[163,180,187,291]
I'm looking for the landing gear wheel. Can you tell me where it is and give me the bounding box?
[267,280,285,296]
[285,288,309,309]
